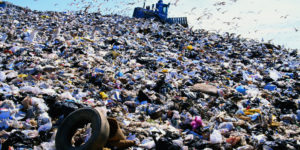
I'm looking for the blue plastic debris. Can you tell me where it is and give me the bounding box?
[95,68,105,73]
[116,72,124,78]
[297,110,300,122]
[264,84,277,91]
[0,108,10,120]
[247,113,260,121]
[236,86,247,95]
[140,101,148,105]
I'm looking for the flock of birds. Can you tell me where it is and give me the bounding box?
[32,0,298,34]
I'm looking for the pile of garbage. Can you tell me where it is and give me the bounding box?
[0,3,299,150]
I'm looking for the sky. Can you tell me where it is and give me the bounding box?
[4,0,300,49]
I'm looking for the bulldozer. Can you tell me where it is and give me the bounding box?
[0,1,7,8]
[133,0,188,27]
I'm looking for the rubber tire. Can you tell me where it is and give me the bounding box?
[55,108,110,150]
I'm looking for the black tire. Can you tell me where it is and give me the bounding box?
[55,108,110,150]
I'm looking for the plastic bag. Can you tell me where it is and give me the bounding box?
[140,139,155,149]
[0,71,6,81]
[60,92,74,100]
[20,86,41,95]
[218,122,234,131]
[210,130,222,144]
[269,69,282,81]
[0,108,10,120]
[264,84,277,91]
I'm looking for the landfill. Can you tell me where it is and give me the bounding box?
[0,2,300,150]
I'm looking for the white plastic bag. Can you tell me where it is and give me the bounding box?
[210,130,223,144]
[0,71,6,82]
[269,69,282,81]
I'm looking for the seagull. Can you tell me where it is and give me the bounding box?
[232,17,241,20]
[257,10,262,14]
[196,16,203,21]
[268,39,273,43]
[295,28,298,32]
[83,5,91,14]
[191,7,197,12]
[174,0,180,6]
[223,22,232,25]
[280,15,289,19]
[214,2,226,6]
[221,10,227,14]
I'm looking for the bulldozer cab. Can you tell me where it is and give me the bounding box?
[161,5,168,15]
[155,0,169,20]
